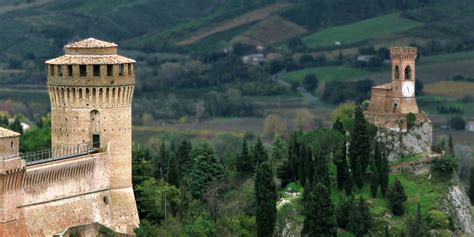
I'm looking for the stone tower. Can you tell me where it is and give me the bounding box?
[46,38,135,189]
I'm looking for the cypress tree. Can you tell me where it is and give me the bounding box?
[277,159,293,188]
[237,140,254,175]
[271,136,285,163]
[288,132,300,181]
[333,118,345,135]
[374,142,383,173]
[348,197,372,237]
[343,162,353,196]
[255,162,277,237]
[406,203,428,237]
[336,196,353,229]
[314,155,330,190]
[379,150,390,197]
[303,147,314,187]
[298,144,307,186]
[370,157,379,198]
[336,140,347,190]
[190,143,225,199]
[253,137,269,165]
[349,105,371,175]
[448,134,455,156]
[387,179,407,216]
[152,142,168,180]
[353,157,364,190]
[469,166,474,205]
[166,152,180,187]
[302,182,336,237]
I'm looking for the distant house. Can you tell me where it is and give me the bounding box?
[242,54,267,66]
[466,120,474,131]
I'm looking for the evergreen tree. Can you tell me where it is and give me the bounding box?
[272,136,285,163]
[406,203,428,237]
[152,142,168,180]
[469,166,474,205]
[370,157,379,198]
[237,140,254,175]
[448,134,454,156]
[166,151,180,187]
[384,224,390,237]
[190,143,225,199]
[374,142,383,173]
[353,157,364,190]
[387,179,407,216]
[0,116,8,128]
[348,197,372,237]
[302,183,336,237]
[349,105,371,175]
[177,139,192,177]
[336,140,347,190]
[253,137,268,165]
[298,144,307,186]
[303,147,314,187]
[10,117,22,135]
[379,149,390,197]
[336,196,353,229]
[277,159,293,188]
[314,155,331,190]
[288,132,300,181]
[333,118,345,135]
[343,163,353,196]
[255,162,277,237]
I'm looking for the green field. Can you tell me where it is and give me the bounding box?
[302,13,422,49]
[282,66,374,83]
[420,50,474,64]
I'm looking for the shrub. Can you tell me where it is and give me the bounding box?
[407,112,416,129]
[431,155,458,175]
[426,210,450,230]
[387,179,407,216]
[449,116,466,130]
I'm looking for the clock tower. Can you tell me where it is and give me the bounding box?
[365,47,425,130]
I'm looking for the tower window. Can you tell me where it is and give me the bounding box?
[119,64,124,76]
[394,66,400,80]
[405,66,412,80]
[107,65,113,77]
[58,65,63,77]
[67,65,73,77]
[93,65,100,77]
[50,65,55,76]
[80,65,87,77]
[393,103,398,113]
[128,64,132,76]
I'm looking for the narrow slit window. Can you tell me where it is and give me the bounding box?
[119,64,124,76]
[58,65,63,77]
[93,65,100,77]
[50,65,55,76]
[128,64,132,75]
[107,65,113,77]
[67,65,73,77]
[80,65,87,77]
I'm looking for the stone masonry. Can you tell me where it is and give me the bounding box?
[0,38,139,236]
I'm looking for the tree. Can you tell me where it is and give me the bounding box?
[470,166,474,205]
[387,179,407,216]
[255,162,277,237]
[166,152,180,187]
[190,143,225,199]
[448,134,454,156]
[253,137,268,165]
[406,203,428,237]
[314,155,331,190]
[349,105,371,184]
[336,196,353,229]
[303,74,319,92]
[152,143,169,180]
[177,139,192,178]
[333,118,345,135]
[9,117,22,134]
[379,149,390,197]
[348,197,372,237]
[236,140,255,176]
[449,116,466,130]
[370,157,379,198]
[136,178,181,222]
[263,114,289,139]
[302,183,336,237]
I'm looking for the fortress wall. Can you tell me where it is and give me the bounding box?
[23,152,108,206]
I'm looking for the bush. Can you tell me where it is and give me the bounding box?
[303,74,319,92]
[426,210,450,230]
[449,116,466,130]
[407,112,416,129]
[431,156,458,175]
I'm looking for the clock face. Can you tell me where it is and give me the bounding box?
[402,81,415,97]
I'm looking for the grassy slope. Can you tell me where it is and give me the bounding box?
[302,13,422,49]
[282,66,374,83]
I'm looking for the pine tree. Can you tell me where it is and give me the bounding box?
[302,182,336,237]
[190,143,225,199]
[177,139,192,176]
[253,137,268,165]
[237,140,254,175]
[387,179,407,216]
[379,149,390,197]
[406,203,428,237]
[349,105,371,175]
[255,162,277,237]
[448,134,455,156]
[166,145,180,187]
[370,157,379,198]
[469,166,474,205]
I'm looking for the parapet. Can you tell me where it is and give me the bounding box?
[391,47,417,60]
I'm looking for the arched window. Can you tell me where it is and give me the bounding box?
[405,66,412,80]
[90,110,100,148]
[394,65,400,80]
[393,103,398,113]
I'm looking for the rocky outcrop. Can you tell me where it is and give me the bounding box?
[376,121,433,161]
[442,185,474,236]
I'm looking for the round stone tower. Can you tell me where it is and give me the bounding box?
[46,38,135,188]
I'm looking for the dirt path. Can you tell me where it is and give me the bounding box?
[178,3,292,45]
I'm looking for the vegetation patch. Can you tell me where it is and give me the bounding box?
[424,81,474,99]
[302,13,422,49]
[282,66,374,83]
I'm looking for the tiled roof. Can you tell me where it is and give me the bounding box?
[65,38,118,49]
[0,127,20,138]
[46,55,135,65]
[373,83,392,90]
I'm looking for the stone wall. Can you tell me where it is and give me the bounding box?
[375,120,433,161]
